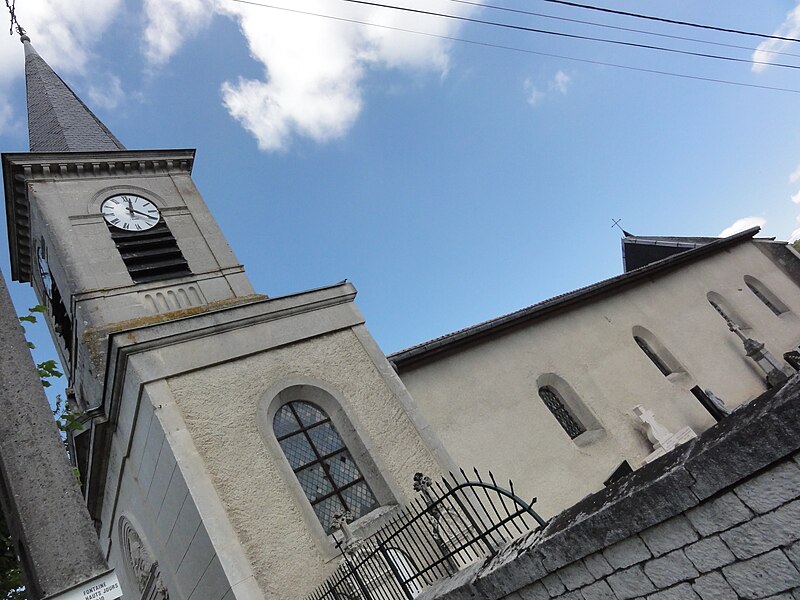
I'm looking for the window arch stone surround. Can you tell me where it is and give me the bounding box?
[744,275,790,316]
[707,291,750,330]
[535,373,603,446]
[257,376,399,551]
[632,325,687,378]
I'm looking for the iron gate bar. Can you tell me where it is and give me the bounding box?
[437,489,483,562]
[306,469,546,600]
[443,473,498,557]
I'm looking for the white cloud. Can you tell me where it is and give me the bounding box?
[143,0,479,150]
[0,0,123,80]
[0,0,123,144]
[88,75,124,110]
[142,0,213,65]
[524,70,571,108]
[790,216,800,242]
[0,99,14,136]
[718,216,766,238]
[524,79,545,107]
[550,70,570,94]
[790,164,800,184]
[751,4,800,72]
[792,190,800,204]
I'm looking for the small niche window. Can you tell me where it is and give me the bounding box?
[538,386,586,439]
[707,292,749,329]
[634,336,672,376]
[273,401,379,534]
[744,276,789,316]
[632,326,685,378]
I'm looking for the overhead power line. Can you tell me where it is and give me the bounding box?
[446,0,800,59]
[229,0,800,95]
[538,0,800,44]
[332,0,800,71]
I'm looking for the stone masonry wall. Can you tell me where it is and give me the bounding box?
[421,374,800,600]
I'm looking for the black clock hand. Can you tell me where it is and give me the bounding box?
[130,209,157,219]
[126,197,134,215]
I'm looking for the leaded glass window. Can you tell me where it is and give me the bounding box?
[634,335,672,376]
[274,401,379,533]
[538,386,586,439]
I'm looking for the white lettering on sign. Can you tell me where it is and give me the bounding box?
[50,571,123,600]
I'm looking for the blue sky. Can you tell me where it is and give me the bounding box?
[1,0,800,365]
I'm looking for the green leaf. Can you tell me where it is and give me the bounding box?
[26,342,35,349]
[28,305,47,313]
[17,315,36,324]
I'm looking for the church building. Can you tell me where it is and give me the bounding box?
[3,36,800,600]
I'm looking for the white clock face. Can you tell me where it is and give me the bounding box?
[101,194,160,231]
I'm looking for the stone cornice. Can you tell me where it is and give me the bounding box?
[2,149,196,283]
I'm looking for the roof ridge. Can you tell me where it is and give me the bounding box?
[389,227,761,366]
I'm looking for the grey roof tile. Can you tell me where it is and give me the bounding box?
[24,40,125,152]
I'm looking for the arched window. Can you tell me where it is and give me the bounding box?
[744,276,789,316]
[707,291,749,329]
[634,336,672,376]
[631,326,685,378]
[273,400,379,534]
[538,386,586,439]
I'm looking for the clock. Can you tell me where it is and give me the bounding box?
[101,194,160,231]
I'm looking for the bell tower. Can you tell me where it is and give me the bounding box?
[5,36,255,390]
[3,34,450,600]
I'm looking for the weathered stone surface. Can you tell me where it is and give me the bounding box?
[579,580,615,600]
[0,270,109,598]
[643,549,699,589]
[684,536,735,573]
[646,583,700,600]
[603,536,651,569]
[516,582,549,600]
[556,561,594,591]
[686,378,800,500]
[691,571,736,600]
[787,541,800,572]
[475,549,548,596]
[542,573,566,597]
[723,550,800,599]
[720,499,800,560]
[423,378,800,600]
[734,460,800,514]
[583,553,613,579]
[685,493,752,536]
[640,515,699,557]
[606,565,656,600]
[537,449,697,571]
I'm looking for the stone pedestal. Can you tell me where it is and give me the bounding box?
[632,405,697,465]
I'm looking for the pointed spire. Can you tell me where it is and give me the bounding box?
[22,35,125,153]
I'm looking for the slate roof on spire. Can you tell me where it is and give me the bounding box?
[24,39,125,152]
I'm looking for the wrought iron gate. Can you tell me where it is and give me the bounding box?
[306,469,546,600]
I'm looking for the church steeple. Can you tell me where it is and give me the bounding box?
[21,34,125,152]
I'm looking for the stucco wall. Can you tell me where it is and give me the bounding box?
[420,374,800,600]
[166,327,444,598]
[397,242,800,518]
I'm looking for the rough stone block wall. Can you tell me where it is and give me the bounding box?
[421,375,800,600]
